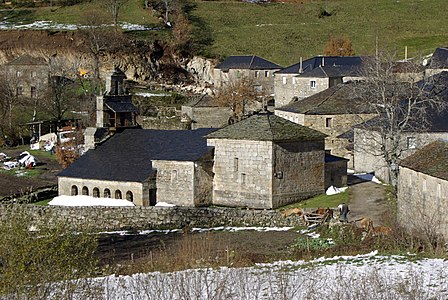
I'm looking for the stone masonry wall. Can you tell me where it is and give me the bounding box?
[398,167,448,239]
[58,177,148,206]
[181,106,232,129]
[208,139,274,209]
[0,205,305,231]
[274,76,329,107]
[272,141,325,207]
[152,160,196,206]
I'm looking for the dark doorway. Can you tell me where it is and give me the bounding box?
[149,189,157,206]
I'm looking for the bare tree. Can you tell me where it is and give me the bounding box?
[214,77,267,122]
[0,72,25,139]
[323,35,355,56]
[104,0,127,29]
[353,51,447,191]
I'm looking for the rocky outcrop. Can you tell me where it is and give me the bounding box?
[185,56,217,85]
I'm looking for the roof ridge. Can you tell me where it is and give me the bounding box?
[249,55,256,69]
[319,66,328,77]
[266,114,275,140]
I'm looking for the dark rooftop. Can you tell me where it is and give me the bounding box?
[206,113,326,142]
[276,83,375,115]
[400,140,448,181]
[215,55,282,71]
[429,47,448,69]
[58,128,216,182]
[325,153,349,163]
[276,56,364,76]
[105,102,138,113]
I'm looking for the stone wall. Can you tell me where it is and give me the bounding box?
[274,76,330,108]
[181,105,232,129]
[325,159,348,189]
[208,139,274,209]
[354,129,448,182]
[0,205,305,231]
[3,61,49,98]
[272,141,325,207]
[397,167,448,239]
[58,177,151,206]
[213,68,279,95]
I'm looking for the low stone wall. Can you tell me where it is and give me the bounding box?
[0,185,58,204]
[0,204,304,231]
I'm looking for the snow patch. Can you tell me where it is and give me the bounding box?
[325,186,348,195]
[49,195,135,207]
[354,173,383,184]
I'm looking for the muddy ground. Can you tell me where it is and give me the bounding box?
[0,147,60,197]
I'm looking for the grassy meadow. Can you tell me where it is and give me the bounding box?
[0,0,446,66]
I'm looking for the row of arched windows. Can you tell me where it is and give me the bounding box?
[71,185,133,202]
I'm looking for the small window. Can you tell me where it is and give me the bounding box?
[16,71,22,77]
[16,86,23,96]
[254,85,262,92]
[71,185,78,196]
[422,179,427,193]
[241,173,246,185]
[310,80,316,89]
[264,71,269,77]
[437,183,442,198]
[282,76,287,84]
[93,187,100,198]
[104,188,111,198]
[254,71,260,78]
[31,71,37,78]
[126,191,133,202]
[82,186,89,196]
[171,170,178,181]
[292,77,297,85]
[325,117,333,128]
[236,71,241,78]
[30,86,36,98]
[407,137,416,149]
[115,190,122,199]
[234,158,239,172]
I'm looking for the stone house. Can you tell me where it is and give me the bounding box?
[181,95,233,129]
[213,55,282,95]
[425,47,448,77]
[325,153,348,188]
[274,56,364,107]
[2,55,49,99]
[206,114,327,209]
[353,72,448,182]
[274,83,377,167]
[397,141,448,239]
[58,128,216,207]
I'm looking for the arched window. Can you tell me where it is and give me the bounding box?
[93,187,100,198]
[115,190,122,199]
[104,188,111,198]
[126,191,133,202]
[82,186,89,196]
[71,185,78,196]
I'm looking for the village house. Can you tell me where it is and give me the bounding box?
[181,95,233,129]
[213,55,282,95]
[274,83,377,167]
[274,56,364,107]
[354,71,448,182]
[397,140,448,240]
[58,128,216,207]
[2,55,49,99]
[425,47,448,77]
[206,114,328,209]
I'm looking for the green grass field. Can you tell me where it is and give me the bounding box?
[279,189,349,210]
[1,0,446,66]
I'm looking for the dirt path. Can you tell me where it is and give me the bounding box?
[347,175,390,226]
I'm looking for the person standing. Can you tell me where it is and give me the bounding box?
[338,202,349,222]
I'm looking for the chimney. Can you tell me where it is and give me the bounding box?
[322,57,325,67]
[299,57,303,73]
[405,46,408,61]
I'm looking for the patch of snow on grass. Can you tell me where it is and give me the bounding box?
[354,172,383,184]
[49,195,134,207]
[326,185,348,195]
[0,21,157,31]
[135,92,170,97]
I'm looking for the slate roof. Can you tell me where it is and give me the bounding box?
[5,55,47,65]
[215,55,282,71]
[325,153,349,163]
[429,47,448,69]
[58,128,216,182]
[400,140,448,181]
[105,102,138,113]
[276,56,364,76]
[276,83,374,115]
[206,113,326,141]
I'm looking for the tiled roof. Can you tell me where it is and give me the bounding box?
[206,113,326,141]
[215,55,282,71]
[276,83,374,115]
[58,128,216,182]
[105,102,138,113]
[276,56,364,75]
[5,55,47,65]
[400,140,448,181]
[429,47,448,69]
